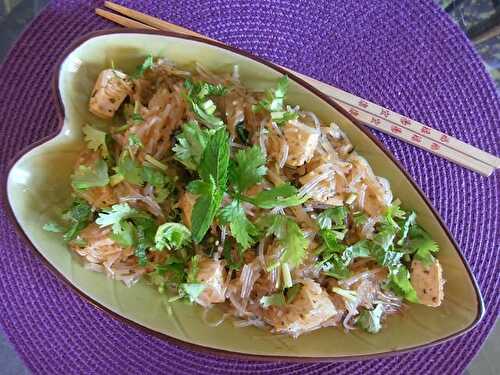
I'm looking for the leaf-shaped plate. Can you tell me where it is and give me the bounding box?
[4,30,483,361]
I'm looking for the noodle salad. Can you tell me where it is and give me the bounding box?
[43,56,444,337]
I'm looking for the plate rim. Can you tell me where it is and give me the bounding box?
[1,28,485,362]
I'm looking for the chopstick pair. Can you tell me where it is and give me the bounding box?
[95,1,500,177]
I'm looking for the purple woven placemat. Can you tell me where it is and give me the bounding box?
[0,1,498,374]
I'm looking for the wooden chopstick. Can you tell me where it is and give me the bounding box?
[95,8,156,30]
[96,2,498,176]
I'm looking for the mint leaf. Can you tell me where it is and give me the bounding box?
[229,145,267,193]
[356,304,384,334]
[190,178,220,244]
[242,183,307,209]
[198,128,230,187]
[190,128,230,243]
[71,158,109,190]
[173,121,212,171]
[61,199,93,241]
[154,223,192,251]
[219,200,260,249]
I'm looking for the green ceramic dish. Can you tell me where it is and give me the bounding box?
[4,30,483,361]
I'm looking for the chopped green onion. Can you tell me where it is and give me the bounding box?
[109,174,124,186]
[346,193,357,205]
[281,263,292,288]
[145,154,168,171]
[332,287,358,301]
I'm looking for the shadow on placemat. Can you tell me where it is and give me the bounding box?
[0,329,30,375]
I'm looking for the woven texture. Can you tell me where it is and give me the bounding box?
[0,1,499,374]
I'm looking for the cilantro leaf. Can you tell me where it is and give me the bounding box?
[341,240,371,265]
[143,166,174,203]
[71,158,109,190]
[179,283,206,303]
[285,283,303,304]
[219,200,260,249]
[154,223,192,251]
[187,255,201,283]
[112,219,135,247]
[152,256,186,289]
[222,238,243,271]
[397,211,416,245]
[43,223,65,233]
[242,183,307,209]
[115,152,144,185]
[384,201,406,229]
[260,292,286,308]
[317,206,348,230]
[320,229,347,253]
[406,225,439,266]
[353,211,368,226]
[183,79,227,128]
[173,121,212,171]
[371,246,404,268]
[372,228,397,252]
[260,215,308,268]
[83,124,108,158]
[229,145,267,193]
[133,54,154,78]
[356,304,384,334]
[96,203,156,252]
[253,76,298,124]
[321,254,351,279]
[387,264,419,303]
[95,203,137,232]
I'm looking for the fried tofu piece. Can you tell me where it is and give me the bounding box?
[299,163,344,205]
[410,259,445,307]
[194,257,227,307]
[283,120,320,166]
[262,279,337,336]
[89,69,131,119]
[178,191,196,229]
